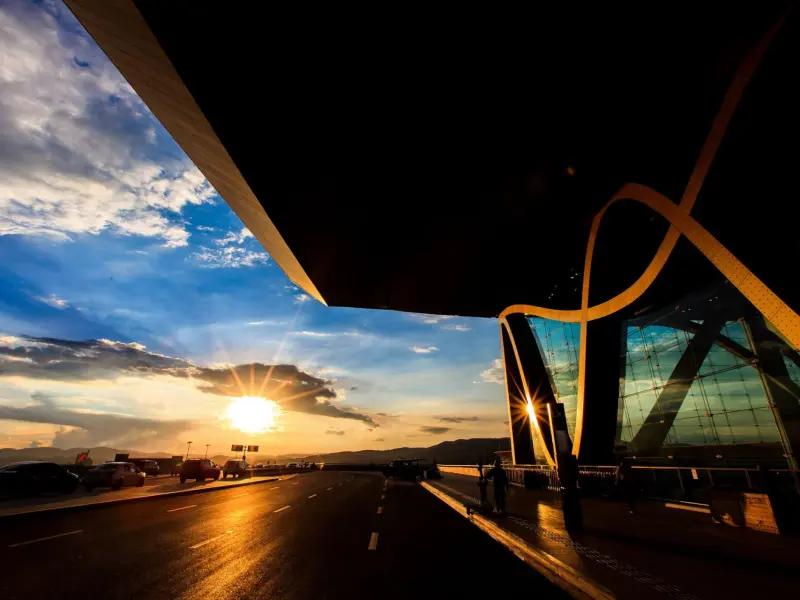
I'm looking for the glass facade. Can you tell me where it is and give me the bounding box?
[527,317,580,439]
[618,320,782,452]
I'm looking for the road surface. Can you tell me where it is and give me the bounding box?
[0,471,567,599]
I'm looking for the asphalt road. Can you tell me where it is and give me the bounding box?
[0,471,568,600]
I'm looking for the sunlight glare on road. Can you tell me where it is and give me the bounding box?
[225,396,281,434]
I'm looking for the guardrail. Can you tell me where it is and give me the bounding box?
[439,464,800,503]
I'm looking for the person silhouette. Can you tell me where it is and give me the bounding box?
[484,458,509,514]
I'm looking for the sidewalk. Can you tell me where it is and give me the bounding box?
[0,473,293,518]
[427,473,800,600]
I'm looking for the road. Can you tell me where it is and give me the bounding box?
[0,471,567,599]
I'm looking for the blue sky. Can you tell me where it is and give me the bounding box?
[0,1,506,455]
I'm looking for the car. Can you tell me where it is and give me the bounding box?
[130,459,160,477]
[223,460,249,479]
[383,458,423,481]
[82,462,145,491]
[285,462,300,469]
[180,459,221,483]
[0,461,80,496]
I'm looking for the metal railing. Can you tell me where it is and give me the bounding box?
[439,464,800,503]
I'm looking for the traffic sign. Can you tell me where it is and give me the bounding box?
[247,445,259,452]
[231,444,244,452]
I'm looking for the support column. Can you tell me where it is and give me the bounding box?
[577,314,625,464]
[745,312,800,469]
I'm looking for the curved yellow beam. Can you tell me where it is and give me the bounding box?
[501,17,796,458]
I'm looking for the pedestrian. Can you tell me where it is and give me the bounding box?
[477,462,489,509]
[615,458,636,514]
[484,458,509,515]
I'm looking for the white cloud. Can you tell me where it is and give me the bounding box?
[213,227,253,246]
[442,324,471,332]
[248,321,265,326]
[296,331,334,338]
[410,345,439,354]
[481,358,504,384]
[0,6,215,247]
[294,293,311,304]
[36,293,69,309]
[195,225,216,232]
[189,246,269,269]
[411,314,455,325]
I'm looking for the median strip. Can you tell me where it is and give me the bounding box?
[8,529,83,548]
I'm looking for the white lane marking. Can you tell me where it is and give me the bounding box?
[380,494,385,500]
[167,504,197,513]
[368,532,379,551]
[270,487,279,490]
[308,494,318,499]
[274,505,291,513]
[377,506,383,514]
[326,487,333,491]
[291,482,299,486]
[189,530,233,549]
[8,530,83,548]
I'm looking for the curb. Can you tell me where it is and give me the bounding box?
[421,482,614,600]
[0,475,284,520]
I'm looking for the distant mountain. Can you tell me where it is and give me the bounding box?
[301,437,510,465]
[0,438,510,466]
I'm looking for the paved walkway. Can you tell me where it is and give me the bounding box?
[428,473,800,600]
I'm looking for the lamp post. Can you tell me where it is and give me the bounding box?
[205,444,211,459]
[185,441,193,461]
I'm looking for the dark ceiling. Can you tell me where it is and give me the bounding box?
[132,3,797,319]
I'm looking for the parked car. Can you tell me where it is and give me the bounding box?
[383,458,423,481]
[223,460,249,479]
[285,462,300,469]
[179,459,221,483]
[83,462,145,491]
[130,459,160,477]
[0,461,79,496]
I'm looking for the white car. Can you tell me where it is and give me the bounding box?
[223,460,250,479]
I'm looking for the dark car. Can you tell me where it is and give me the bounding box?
[130,459,160,477]
[180,459,221,483]
[383,458,423,481]
[0,461,79,496]
[82,462,145,491]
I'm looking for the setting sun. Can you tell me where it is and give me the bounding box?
[225,396,281,434]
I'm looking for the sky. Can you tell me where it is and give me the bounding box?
[0,0,508,456]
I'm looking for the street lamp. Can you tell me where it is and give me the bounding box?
[185,441,193,460]
[205,444,211,458]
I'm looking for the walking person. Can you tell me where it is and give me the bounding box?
[477,462,489,509]
[484,458,509,515]
[615,458,637,514]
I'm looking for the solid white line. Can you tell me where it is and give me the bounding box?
[368,532,379,551]
[308,494,318,499]
[189,530,233,549]
[326,487,333,491]
[167,504,197,513]
[377,506,383,514]
[8,530,83,548]
[274,505,291,513]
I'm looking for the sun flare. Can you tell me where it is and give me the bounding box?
[225,396,281,434]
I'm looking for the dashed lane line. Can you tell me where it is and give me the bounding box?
[270,487,279,490]
[8,530,83,548]
[308,494,318,499]
[380,494,385,500]
[167,505,196,513]
[377,506,383,514]
[368,532,379,551]
[189,530,233,550]
[326,487,333,491]
[274,505,291,513]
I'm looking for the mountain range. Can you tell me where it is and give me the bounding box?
[0,438,510,466]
